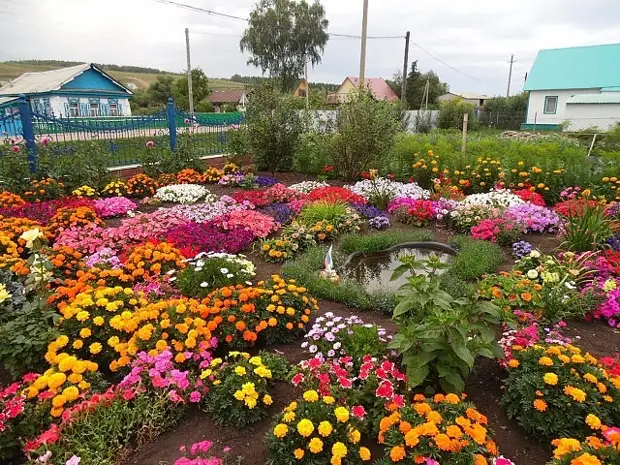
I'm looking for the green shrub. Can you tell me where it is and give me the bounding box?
[328,88,401,180]
[293,131,333,174]
[388,256,504,392]
[227,125,251,166]
[560,204,614,252]
[246,83,303,172]
[437,99,479,130]
[448,235,503,280]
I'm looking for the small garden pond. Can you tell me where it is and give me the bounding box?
[341,243,457,293]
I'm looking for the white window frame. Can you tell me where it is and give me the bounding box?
[109,103,119,116]
[69,102,80,117]
[89,102,100,117]
[544,96,558,114]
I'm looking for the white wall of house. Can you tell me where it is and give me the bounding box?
[526,88,599,125]
[564,103,620,131]
[42,96,132,118]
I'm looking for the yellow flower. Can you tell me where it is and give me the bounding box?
[308,437,324,454]
[48,372,67,389]
[234,390,245,401]
[93,316,104,326]
[303,390,319,402]
[539,357,554,366]
[552,438,582,458]
[273,423,288,439]
[293,449,305,460]
[564,385,587,402]
[318,421,333,437]
[544,373,559,385]
[359,447,371,461]
[283,411,296,423]
[348,429,361,443]
[297,419,315,437]
[263,394,273,405]
[583,373,598,384]
[52,394,67,408]
[570,452,602,465]
[585,414,602,430]
[79,328,92,338]
[89,342,102,355]
[62,386,80,402]
[332,442,347,459]
[245,397,257,409]
[334,406,349,423]
[235,366,247,376]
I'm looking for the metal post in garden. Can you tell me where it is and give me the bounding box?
[167,98,177,151]
[17,94,37,173]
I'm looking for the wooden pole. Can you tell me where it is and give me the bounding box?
[359,0,369,85]
[185,28,194,117]
[462,113,469,154]
[401,31,410,105]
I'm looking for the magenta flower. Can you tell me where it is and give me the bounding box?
[10,145,20,152]
[40,136,52,145]
[146,140,155,148]
[189,391,201,403]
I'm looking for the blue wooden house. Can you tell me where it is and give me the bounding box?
[0,63,133,118]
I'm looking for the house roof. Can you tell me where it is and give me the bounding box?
[0,63,132,96]
[442,92,489,100]
[524,43,620,91]
[566,93,620,104]
[345,77,399,102]
[209,90,246,104]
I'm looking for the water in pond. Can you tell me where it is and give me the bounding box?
[343,247,455,293]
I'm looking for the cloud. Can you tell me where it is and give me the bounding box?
[1,0,619,95]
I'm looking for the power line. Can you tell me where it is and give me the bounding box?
[409,40,486,82]
[150,0,249,22]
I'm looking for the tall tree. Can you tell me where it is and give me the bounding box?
[173,68,211,111]
[148,75,176,106]
[240,0,329,91]
[389,62,449,109]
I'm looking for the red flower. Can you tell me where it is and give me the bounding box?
[338,377,353,389]
[352,405,367,419]
[307,187,367,205]
[376,379,394,399]
[291,373,304,386]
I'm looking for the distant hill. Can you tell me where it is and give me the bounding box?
[0,60,246,92]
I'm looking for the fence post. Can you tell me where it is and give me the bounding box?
[17,94,37,173]
[461,113,469,154]
[167,97,177,151]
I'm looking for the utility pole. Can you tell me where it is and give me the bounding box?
[506,54,516,97]
[359,0,369,85]
[185,27,194,116]
[401,31,410,106]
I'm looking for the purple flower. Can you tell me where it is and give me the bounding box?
[255,176,279,188]
[512,240,534,259]
[506,204,561,234]
[369,215,391,230]
[259,203,296,225]
[350,203,383,219]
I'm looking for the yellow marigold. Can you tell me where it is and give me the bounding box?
[539,356,554,366]
[507,359,520,368]
[585,414,602,430]
[273,423,288,439]
[359,447,371,461]
[323,396,335,405]
[533,399,548,412]
[544,372,559,385]
[570,452,601,465]
[348,429,361,444]
[283,411,296,423]
[308,437,324,454]
[332,442,348,459]
[583,373,598,384]
[572,355,586,364]
[389,445,405,462]
[48,372,67,390]
[318,421,333,437]
[334,406,350,423]
[303,390,319,402]
[564,385,587,402]
[89,342,102,355]
[552,438,582,458]
[62,386,80,402]
[444,393,460,404]
[79,328,92,338]
[293,449,304,460]
[558,355,571,364]
[297,419,314,437]
[51,394,67,408]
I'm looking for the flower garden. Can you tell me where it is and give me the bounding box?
[0,147,620,465]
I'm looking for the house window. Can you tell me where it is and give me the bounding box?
[89,102,100,117]
[69,101,80,117]
[109,103,119,116]
[544,96,558,114]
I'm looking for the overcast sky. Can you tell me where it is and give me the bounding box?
[2,0,620,96]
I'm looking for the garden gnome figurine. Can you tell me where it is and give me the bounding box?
[319,245,340,283]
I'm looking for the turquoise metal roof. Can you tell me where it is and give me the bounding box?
[566,94,620,104]
[524,43,620,91]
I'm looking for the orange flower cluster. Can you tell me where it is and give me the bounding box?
[203,276,318,349]
[48,245,86,281]
[176,168,205,184]
[549,417,620,465]
[23,178,65,202]
[49,206,103,235]
[157,173,178,187]
[378,394,500,464]
[126,173,158,197]
[203,167,224,184]
[123,241,187,280]
[0,191,26,209]
[0,233,20,269]
[0,216,52,254]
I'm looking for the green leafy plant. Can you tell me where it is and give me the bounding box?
[388,255,505,392]
[560,204,614,252]
[227,125,251,166]
[448,235,503,280]
[246,82,303,173]
[328,88,402,180]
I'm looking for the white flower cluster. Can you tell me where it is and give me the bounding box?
[166,197,253,223]
[347,178,430,201]
[462,189,525,208]
[154,184,216,205]
[289,180,330,194]
[189,252,256,277]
